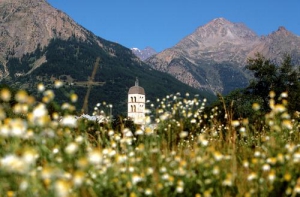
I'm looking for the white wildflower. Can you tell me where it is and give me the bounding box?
[61,115,77,128]
[65,142,78,155]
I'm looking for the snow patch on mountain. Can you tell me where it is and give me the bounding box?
[131,47,157,61]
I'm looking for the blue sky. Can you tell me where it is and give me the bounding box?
[47,0,300,52]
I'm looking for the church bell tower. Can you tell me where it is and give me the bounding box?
[128,78,145,125]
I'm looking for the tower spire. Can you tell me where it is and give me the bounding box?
[135,77,139,86]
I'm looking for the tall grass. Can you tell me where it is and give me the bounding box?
[0,86,299,197]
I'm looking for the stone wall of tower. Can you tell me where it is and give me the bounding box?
[128,93,145,124]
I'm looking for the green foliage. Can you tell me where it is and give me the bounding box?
[246,53,300,113]
[212,54,300,126]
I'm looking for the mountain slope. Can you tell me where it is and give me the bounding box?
[146,18,300,94]
[249,27,300,64]
[0,0,214,114]
[0,0,102,78]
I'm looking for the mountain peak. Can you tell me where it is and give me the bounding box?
[191,18,258,41]
[201,17,233,30]
[147,18,300,94]
[131,47,157,61]
[278,26,287,31]
[267,26,293,38]
[210,17,232,24]
[276,26,291,35]
[0,0,94,60]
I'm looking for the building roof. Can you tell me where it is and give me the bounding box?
[128,78,145,95]
[128,86,145,95]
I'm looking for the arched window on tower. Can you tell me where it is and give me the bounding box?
[131,97,133,102]
[134,97,136,102]
[134,105,136,112]
[131,105,133,112]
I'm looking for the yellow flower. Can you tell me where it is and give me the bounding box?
[157,183,163,190]
[43,90,55,103]
[29,103,49,126]
[203,190,212,197]
[252,103,260,111]
[247,172,257,181]
[268,170,276,182]
[37,83,45,92]
[54,80,64,88]
[267,157,277,165]
[231,120,240,127]
[280,92,288,98]
[286,187,292,195]
[65,142,79,155]
[176,185,184,193]
[179,160,187,167]
[190,118,197,123]
[7,191,15,197]
[135,129,144,135]
[274,104,286,113]
[282,120,292,130]
[132,174,144,185]
[294,182,300,194]
[243,160,249,168]
[1,88,11,101]
[33,103,47,117]
[198,135,208,146]
[52,112,59,120]
[55,179,70,197]
[179,131,188,138]
[145,127,153,135]
[70,93,78,103]
[168,175,175,183]
[212,166,220,175]
[284,173,291,181]
[15,90,28,103]
[126,181,132,189]
[145,188,152,196]
[77,157,89,169]
[73,171,85,187]
[22,148,39,165]
[130,192,137,197]
[222,173,233,186]
[213,151,223,161]
[262,164,271,171]
[269,91,275,98]
[88,149,102,165]
[277,153,284,163]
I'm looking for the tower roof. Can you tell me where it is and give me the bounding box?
[128,86,145,95]
[128,78,145,95]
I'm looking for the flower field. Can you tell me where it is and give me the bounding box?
[0,84,299,197]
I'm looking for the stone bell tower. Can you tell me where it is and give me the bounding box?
[127,78,145,124]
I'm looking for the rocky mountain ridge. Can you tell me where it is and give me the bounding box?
[0,0,103,78]
[146,18,300,93]
[131,47,157,61]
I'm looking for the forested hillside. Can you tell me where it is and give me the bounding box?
[3,37,214,115]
